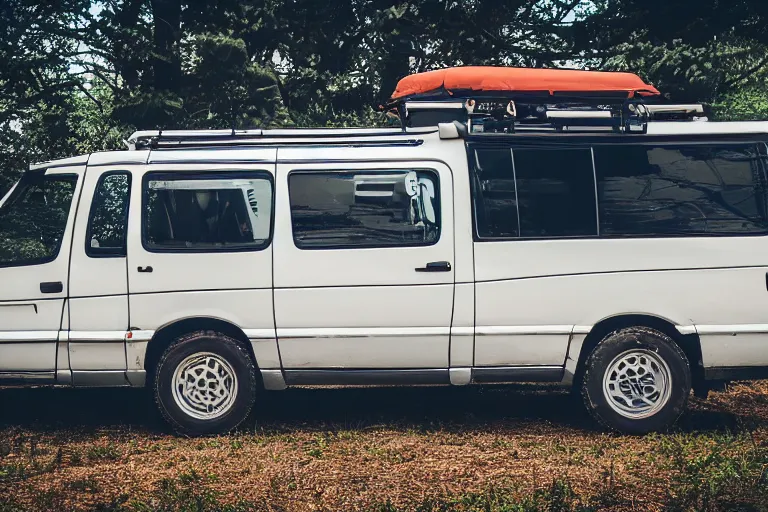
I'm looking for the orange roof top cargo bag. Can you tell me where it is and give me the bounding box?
[389,66,660,101]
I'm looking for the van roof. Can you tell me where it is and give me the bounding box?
[27,121,768,170]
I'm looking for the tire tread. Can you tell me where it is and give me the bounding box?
[154,330,257,436]
[580,326,691,434]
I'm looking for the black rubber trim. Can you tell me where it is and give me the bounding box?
[471,366,564,383]
[0,372,56,385]
[704,366,768,381]
[283,369,450,386]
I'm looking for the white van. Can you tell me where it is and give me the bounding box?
[2,103,768,435]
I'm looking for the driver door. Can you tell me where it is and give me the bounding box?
[0,166,84,384]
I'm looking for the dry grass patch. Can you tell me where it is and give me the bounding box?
[0,382,766,511]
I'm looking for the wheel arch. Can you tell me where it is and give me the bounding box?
[143,316,260,386]
[573,313,704,395]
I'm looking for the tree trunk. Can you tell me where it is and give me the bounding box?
[150,0,182,93]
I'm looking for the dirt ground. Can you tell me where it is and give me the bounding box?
[1,381,767,511]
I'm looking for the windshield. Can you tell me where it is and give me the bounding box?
[0,171,78,267]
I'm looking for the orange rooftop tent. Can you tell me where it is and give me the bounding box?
[389,66,660,101]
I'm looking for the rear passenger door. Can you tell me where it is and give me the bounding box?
[273,148,455,382]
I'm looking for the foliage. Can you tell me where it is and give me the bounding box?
[656,433,768,512]
[575,0,768,115]
[1,0,768,197]
[713,86,768,121]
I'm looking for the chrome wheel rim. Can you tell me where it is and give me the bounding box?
[172,352,238,420]
[602,349,672,419]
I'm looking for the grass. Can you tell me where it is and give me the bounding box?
[0,382,767,511]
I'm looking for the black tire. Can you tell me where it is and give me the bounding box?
[581,327,691,434]
[154,330,257,436]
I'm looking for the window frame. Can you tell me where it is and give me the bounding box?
[467,136,768,242]
[85,170,132,258]
[141,170,275,254]
[287,168,442,251]
[0,171,80,269]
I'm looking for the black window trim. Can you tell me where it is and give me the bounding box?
[141,169,275,254]
[85,170,133,258]
[287,167,442,251]
[467,138,768,242]
[0,171,80,269]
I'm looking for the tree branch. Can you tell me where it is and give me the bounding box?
[76,83,104,111]
[723,55,768,88]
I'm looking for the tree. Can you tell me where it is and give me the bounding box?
[5,0,768,202]
[574,0,768,118]
[0,0,96,194]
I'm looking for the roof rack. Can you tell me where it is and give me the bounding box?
[391,98,707,134]
[390,97,706,134]
[124,127,435,150]
[384,66,706,134]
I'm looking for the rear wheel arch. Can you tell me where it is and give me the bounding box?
[574,314,704,395]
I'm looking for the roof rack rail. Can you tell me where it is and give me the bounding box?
[124,127,435,150]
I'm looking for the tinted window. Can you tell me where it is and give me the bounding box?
[87,173,131,256]
[289,170,440,249]
[471,147,519,238]
[514,148,598,237]
[594,144,768,236]
[144,173,273,251]
[0,173,78,266]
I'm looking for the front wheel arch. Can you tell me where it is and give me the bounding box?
[143,317,260,388]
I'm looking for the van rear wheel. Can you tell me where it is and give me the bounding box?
[154,331,257,436]
[581,327,691,434]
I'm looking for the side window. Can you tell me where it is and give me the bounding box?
[470,147,519,238]
[143,172,273,252]
[86,172,131,256]
[513,148,598,237]
[289,170,441,249]
[594,143,768,236]
[0,173,78,267]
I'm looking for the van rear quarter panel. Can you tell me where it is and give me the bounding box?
[474,236,768,368]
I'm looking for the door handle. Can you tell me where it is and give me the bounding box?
[137,266,154,273]
[415,261,452,272]
[40,282,63,294]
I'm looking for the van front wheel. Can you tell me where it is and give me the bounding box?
[581,327,691,434]
[154,331,257,436]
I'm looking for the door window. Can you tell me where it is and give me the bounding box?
[143,172,273,252]
[86,172,132,257]
[0,172,78,267]
[288,170,440,249]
